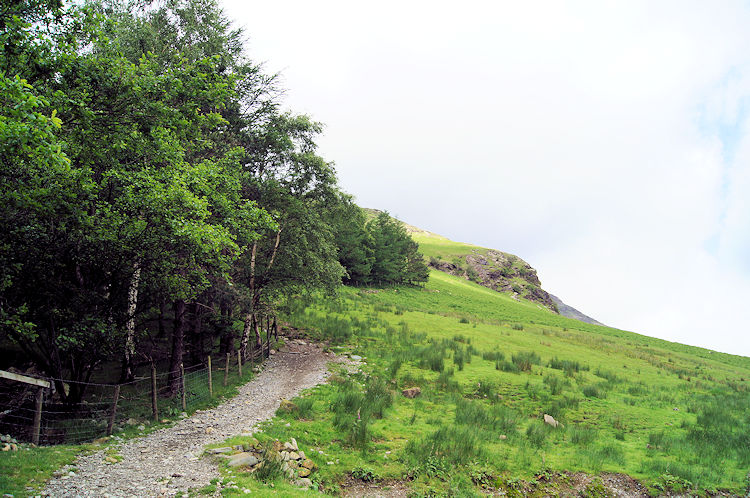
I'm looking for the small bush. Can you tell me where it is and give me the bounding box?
[459,317,470,324]
[511,322,524,330]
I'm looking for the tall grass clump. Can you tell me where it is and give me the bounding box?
[435,369,461,392]
[569,424,596,445]
[253,443,285,483]
[406,425,483,469]
[582,385,604,398]
[455,399,519,435]
[512,351,541,372]
[525,421,552,448]
[497,360,520,373]
[548,357,588,376]
[543,374,570,395]
[331,376,393,450]
[482,350,505,362]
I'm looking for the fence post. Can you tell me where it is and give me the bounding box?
[207,356,213,398]
[224,352,230,386]
[150,363,158,421]
[180,363,186,411]
[32,387,44,445]
[237,349,242,378]
[107,385,121,436]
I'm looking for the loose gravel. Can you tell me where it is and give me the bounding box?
[42,340,342,497]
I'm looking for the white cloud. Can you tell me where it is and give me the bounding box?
[222,0,750,356]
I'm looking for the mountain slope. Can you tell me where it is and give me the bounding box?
[252,266,750,496]
[365,208,602,325]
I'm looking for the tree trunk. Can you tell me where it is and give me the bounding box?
[167,299,186,396]
[121,262,141,383]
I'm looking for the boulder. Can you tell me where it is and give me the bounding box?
[278,400,297,413]
[288,451,300,460]
[228,453,259,468]
[298,468,311,477]
[294,478,313,487]
[290,437,298,451]
[402,387,421,399]
[543,414,560,428]
[301,459,316,470]
[207,447,234,455]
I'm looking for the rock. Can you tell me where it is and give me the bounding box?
[272,440,283,452]
[402,387,421,398]
[278,400,297,413]
[350,355,362,361]
[160,419,170,424]
[290,437,298,451]
[301,459,316,470]
[1,444,10,452]
[283,442,294,451]
[281,451,290,461]
[298,450,305,460]
[499,435,507,440]
[288,451,300,460]
[270,349,276,355]
[207,447,234,454]
[9,444,16,451]
[543,414,560,428]
[125,418,138,426]
[205,427,214,434]
[93,437,109,445]
[228,453,259,468]
[137,424,145,431]
[298,468,311,477]
[294,478,313,487]
[180,412,188,418]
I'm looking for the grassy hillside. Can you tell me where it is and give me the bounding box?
[220,269,750,496]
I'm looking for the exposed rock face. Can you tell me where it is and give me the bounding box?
[549,294,604,326]
[429,249,558,312]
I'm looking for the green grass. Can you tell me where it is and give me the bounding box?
[251,268,750,495]
[0,444,88,497]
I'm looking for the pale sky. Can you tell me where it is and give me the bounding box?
[221,0,750,357]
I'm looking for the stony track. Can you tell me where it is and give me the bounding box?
[42,341,339,497]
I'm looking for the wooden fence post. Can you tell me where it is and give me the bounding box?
[237,349,242,378]
[207,356,213,398]
[107,385,121,436]
[150,363,158,421]
[180,363,186,411]
[32,387,43,445]
[224,352,230,386]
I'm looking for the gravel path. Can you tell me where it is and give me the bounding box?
[43,340,340,497]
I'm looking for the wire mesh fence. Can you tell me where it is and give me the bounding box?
[0,335,274,446]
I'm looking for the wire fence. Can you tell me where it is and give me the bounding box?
[0,335,274,446]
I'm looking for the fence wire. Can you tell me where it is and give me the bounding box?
[0,336,273,446]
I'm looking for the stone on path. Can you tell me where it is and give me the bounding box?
[228,453,259,468]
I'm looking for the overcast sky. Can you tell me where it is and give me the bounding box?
[221,0,750,356]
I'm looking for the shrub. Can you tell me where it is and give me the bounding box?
[293,397,315,420]
[511,322,524,330]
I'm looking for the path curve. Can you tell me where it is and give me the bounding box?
[43,341,339,497]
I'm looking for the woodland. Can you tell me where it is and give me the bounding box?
[0,0,429,405]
